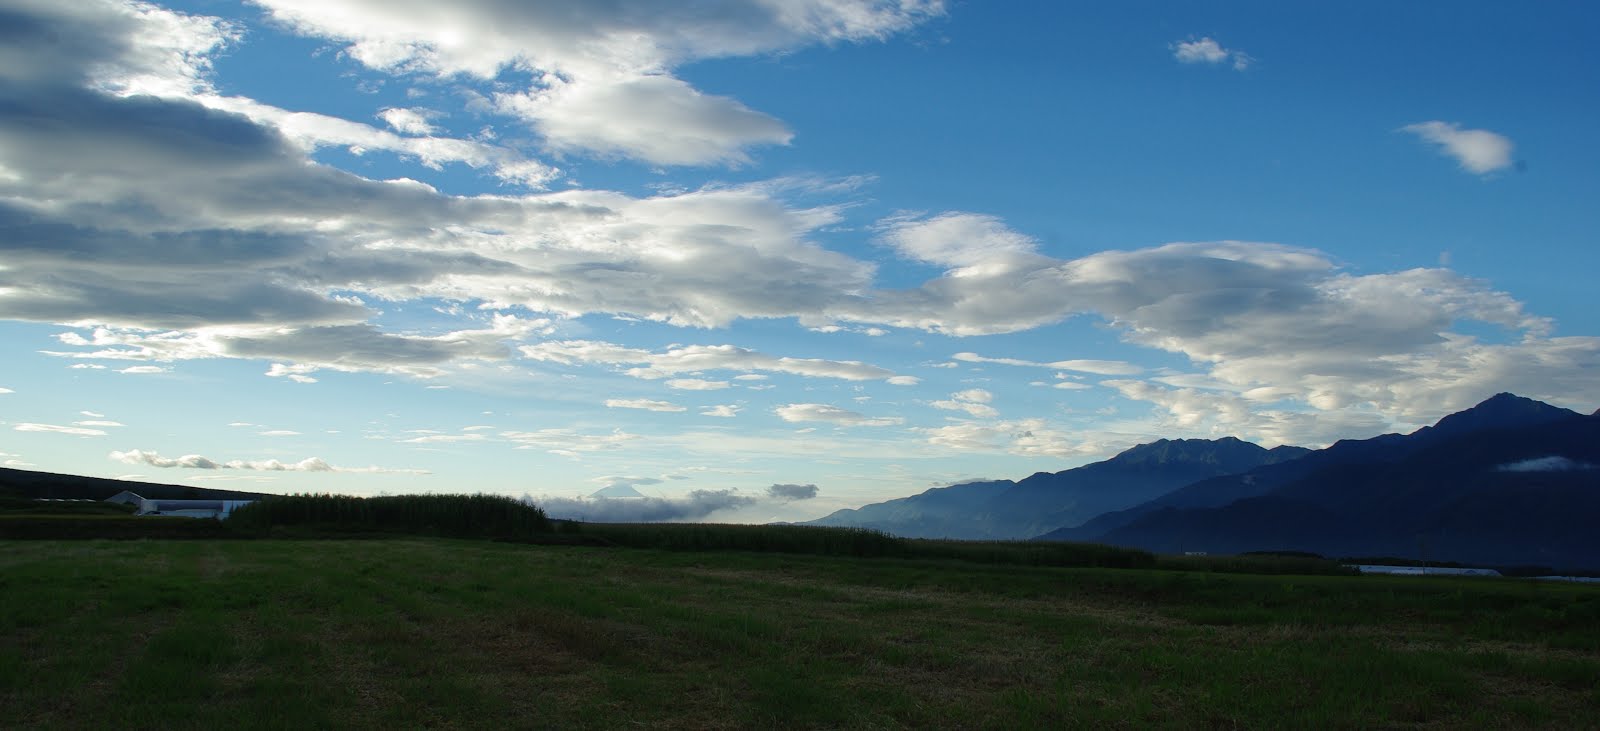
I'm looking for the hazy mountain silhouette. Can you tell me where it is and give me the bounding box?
[1044,393,1582,543]
[1046,394,1600,568]
[806,437,1306,539]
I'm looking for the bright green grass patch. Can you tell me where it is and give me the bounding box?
[1,540,1596,729]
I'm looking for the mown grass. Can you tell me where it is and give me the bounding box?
[2,539,1596,729]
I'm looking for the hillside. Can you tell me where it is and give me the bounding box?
[806,437,1307,539]
[0,466,269,501]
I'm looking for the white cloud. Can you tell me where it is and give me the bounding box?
[666,378,732,391]
[14,423,108,437]
[497,76,792,166]
[887,376,921,386]
[1172,37,1252,70]
[500,428,639,457]
[774,403,903,427]
[1400,121,1514,175]
[117,366,169,374]
[73,420,124,427]
[253,0,942,165]
[929,388,999,418]
[378,107,439,136]
[605,398,687,412]
[522,340,903,382]
[701,405,741,418]
[257,430,301,436]
[109,449,427,474]
[400,433,488,444]
[1497,456,1597,473]
[951,352,1142,375]
[0,387,11,393]
[915,419,1108,458]
[878,212,1039,268]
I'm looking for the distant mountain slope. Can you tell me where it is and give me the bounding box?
[0,467,269,501]
[1041,393,1582,542]
[1073,395,1600,568]
[806,438,1306,540]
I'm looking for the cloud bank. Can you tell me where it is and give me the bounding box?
[109,449,428,474]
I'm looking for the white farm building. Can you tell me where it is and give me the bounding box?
[105,492,255,519]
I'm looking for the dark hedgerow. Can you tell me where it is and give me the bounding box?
[570,522,1159,568]
[225,493,551,538]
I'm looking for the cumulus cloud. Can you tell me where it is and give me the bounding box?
[2,0,1594,453]
[701,405,742,418]
[378,107,440,136]
[605,398,687,412]
[1400,121,1514,175]
[15,423,108,437]
[109,448,427,473]
[497,76,792,166]
[1497,456,1598,473]
[879,212,1039,268]
[250,0,942,165]
[767,483,819,501]
[529,488,755,522]
[775,403,903,427]
[1172,37,1252,70]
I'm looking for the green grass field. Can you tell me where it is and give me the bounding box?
[3,539,1597,729]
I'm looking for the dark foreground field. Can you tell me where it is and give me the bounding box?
[3,540,1598,729]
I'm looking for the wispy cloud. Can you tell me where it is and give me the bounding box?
[952,352,1142,375]
[15,423,107,437]
[605,398,687,413]
[775,403,903,427]
[109,449,428,474]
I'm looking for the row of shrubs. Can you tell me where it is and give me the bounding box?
[570,521,1162,569]
[4,492,1356,575]
[225,493,551,539]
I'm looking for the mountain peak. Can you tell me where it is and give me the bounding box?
[1424,393,1579,441]
[590,484,647,498]
[1109,436,1268,467]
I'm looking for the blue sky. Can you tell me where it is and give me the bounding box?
[2,0,1597,523]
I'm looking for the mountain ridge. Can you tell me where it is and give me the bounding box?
[1049,394,1600,568]
[805,437,1304,540]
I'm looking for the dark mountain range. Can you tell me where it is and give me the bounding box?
[1045,394,1600,569]
[805,437,1307,539]
[1043,393,1583,542]
[0,467,268,501]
